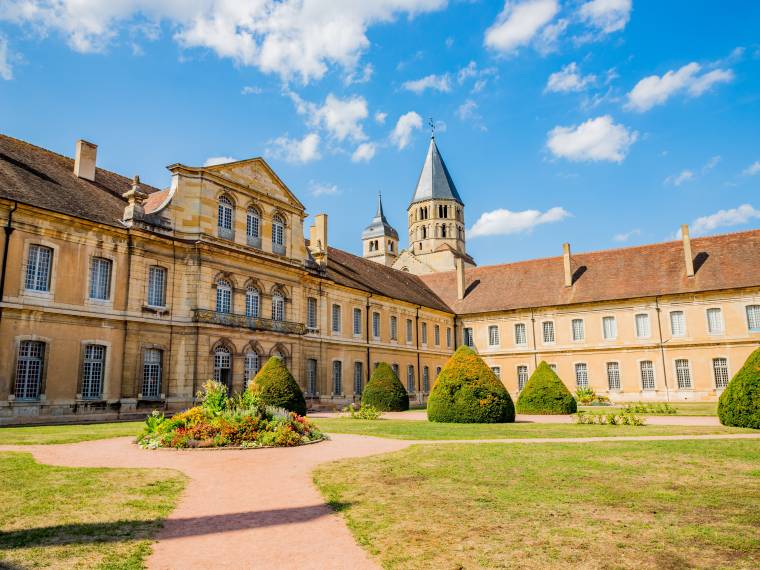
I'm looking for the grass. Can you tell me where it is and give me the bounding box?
[0,422,144,445]
[312,417,754,440]
[0,452,185,569]
[315,439,760,569]
[580,402,719,416]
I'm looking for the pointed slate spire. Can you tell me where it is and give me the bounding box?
[362,191,399,240]
[410,137,463,207]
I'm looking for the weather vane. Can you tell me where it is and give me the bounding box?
[429,116,435,137]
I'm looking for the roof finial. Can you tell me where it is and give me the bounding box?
[376,191,384,218]
[429,116,435,138]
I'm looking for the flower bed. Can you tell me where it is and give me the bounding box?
[138,381,324,449]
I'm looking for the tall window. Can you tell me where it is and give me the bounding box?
[272,292,285,321]
[272,214,285,253]
[407,365,415,393]
[421,322,428,345]
[89,257,112,300]
[217,195,233,236]
[25,245,52,292]
[246,207,260,243]
[446,327,451,348]
[491,366,501,379]
[422,366,430,392]
[392,363,400,378]
[214,346,232,388]
[306,359,317,395]
[488,325,500,346]
[574,362,589,388]
[245,287,260,318]
[216,279,232,313]
[332,304,342,333]
[244,351,260,389]
[436,366,442,378]
[514,323,527,346]
[670,311,686,337]
[307,297,318,330]
[372,312,380,338]
[542,321,555,344]
[15,340,44,400]
[434,324,440,346]
[746,305,760,332]
[675,359,692,389]
[390,316,398,340]
[640,360,655,391]
[571,318,585,342]
[517,365,528,391]
[463,327,474,347]
[602,316,617,340]
[406,319,413,343]
[142,348,162,398]
[354,361,363,395]
[635,313,651,338]
[353,308,362,335]
[713,357,729,389]
[147,266,166,307]
[707,308,724,334]
[332,361,342,394]
[81,344,105,399]
[606,362,621,391]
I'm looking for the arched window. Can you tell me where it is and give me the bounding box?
[244,351,260,389]
[441,225,447,238]
[216,279,232,314]
[272,291,285,321]
[213,346,232,389]
[217,195,233,238]
[246,207,261,247]
[245,287,260,318]
[272,214,285,254]
[422,226,427,239]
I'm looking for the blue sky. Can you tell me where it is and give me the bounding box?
[1,0,758,266]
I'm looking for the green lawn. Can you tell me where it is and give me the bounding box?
[0,452,185,569]
[580,401,719,416]
[0,421,144,445]
[315,440,760,569]
[313,417,753,440]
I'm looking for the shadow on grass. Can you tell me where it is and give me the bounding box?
[0,503,352,548]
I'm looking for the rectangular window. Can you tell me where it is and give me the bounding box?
[421,322,428,345]
[675,359,692,389]
[606,362,621,391]
[491,366,501,379]
[574,362,589,388]
[746,305,760,332]
[514,323,527,346]
[542,321,555,344]
[434,325,440,346]
[670,311,686,337]
[635,313,651,338]
[244,352,260,390]
[488,325,500,346]
[463,327,474,347]
[406,319,413,343]
[333,361,342,394]
[147,266,166,307]
[640,360,655,391]
[142,348,162,398]
[25,245,52,292]
[354,361,363,395]
[446,327,452,348]
[372,312,381,338]
[392,363,400,378]
[602,316,617,340]
[331,304,341,333]
[81,344,105,399]
[571,318,584,341]
[407,365,415,393]
[307,297,318,330]
[422,366,430,392]
[707,308,724,334]
[353,308,362,335]
[15,340,44,400]
[89,257,112,300]
[517,365,528,391]
[306,358,317,395]
[713,357,729,389]
[390,316,398,340]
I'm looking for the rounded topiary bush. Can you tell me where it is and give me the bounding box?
[362,363,409,411]
[718,347,760,429]
[250,356,307,416]
[516,361,577,414]
[427,346,515,423]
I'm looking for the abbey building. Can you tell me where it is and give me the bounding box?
[0,132,758,424]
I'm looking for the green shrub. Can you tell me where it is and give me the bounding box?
[250,356,307,416]
[718,347,760,429]
[343,403,382,420]
[575,386,597,405]
[362,363,409,411]
[427,346,515,423]
[516,361,577,415]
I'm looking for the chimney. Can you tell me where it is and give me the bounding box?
[309,213,328,267]
[563,242,573,287]
[74,139,97,181]
[456,256,466,300]
[681,224,695,277]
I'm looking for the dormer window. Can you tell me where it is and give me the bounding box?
[218,195,234,239]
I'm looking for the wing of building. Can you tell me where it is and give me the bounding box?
[0,132,758,424]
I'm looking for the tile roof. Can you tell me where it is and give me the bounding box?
[0,133,162,226]
[420,230,760,315]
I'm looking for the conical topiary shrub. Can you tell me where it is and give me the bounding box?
[516,361,577,415]
[718,347,760,429]
[427,346,515,423]
[362,362,409,411]
[250,356,307,416]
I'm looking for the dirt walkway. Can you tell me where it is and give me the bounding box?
[2,431,758,568]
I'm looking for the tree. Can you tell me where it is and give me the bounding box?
[362,363,409,412]
[718,347,760,429]
[516,361,577,415]
[250,356,307,416]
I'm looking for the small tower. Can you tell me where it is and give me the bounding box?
[362,193,399,266]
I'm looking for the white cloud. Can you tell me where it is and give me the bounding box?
[402,73,451,94]
[743,161,760,176]
[309,181,339,197]
[204,156,237,166]
[267,133,321,163]
[613,228,640,242]
[0,35,12,80]
[546,115,638,163]
[456,61,499,92]
[241,85,262,95]
[352,142,376,163]
[484,0,559,54]
[390,111,422,150]
[578,0,632,34]
[688,204,760,237]
[456,99,486,131]
[374,111,387,124]
[665,170,694,187]
[469,206,570,238]
[344,63,373,85]
[1,0,446,84]
[290,92,368,142]
[545,62,596,93]
[626,62,734,112]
